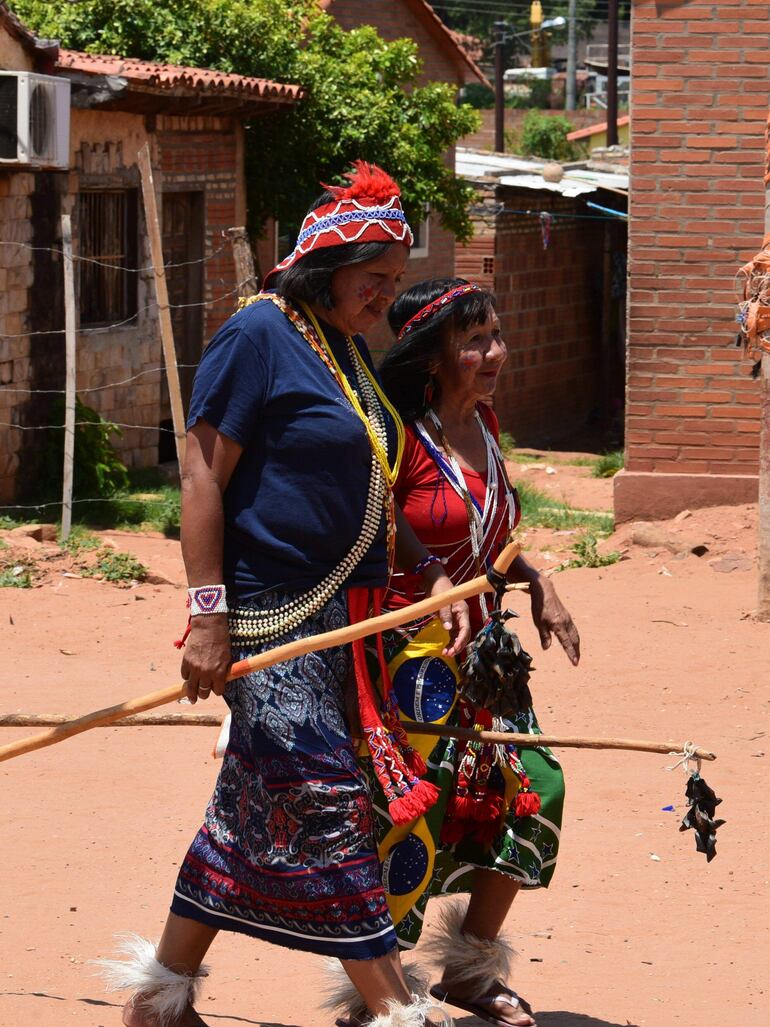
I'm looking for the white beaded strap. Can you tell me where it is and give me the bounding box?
[229,341,390,643]
[188,585,228,616]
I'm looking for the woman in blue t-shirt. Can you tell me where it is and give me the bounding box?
[104,164,467,1027]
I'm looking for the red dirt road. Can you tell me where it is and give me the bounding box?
[1,478,767,1027]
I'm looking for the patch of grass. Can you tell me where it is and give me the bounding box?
[514,481,614,534]
[0,553,35,588]
[498,431,517,455]
[59,526,101,556]
[592,450,624,478]
[81,548,148,583]
[557,532,620,570]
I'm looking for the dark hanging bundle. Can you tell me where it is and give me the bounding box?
[457,565,534,718]
[680,772,725,862]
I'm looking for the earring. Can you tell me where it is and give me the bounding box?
[423,376,434,410]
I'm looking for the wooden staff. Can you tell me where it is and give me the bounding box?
[0,543,521,764]
[407,724,716,762]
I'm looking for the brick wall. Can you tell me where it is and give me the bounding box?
[157,116,240,343]
[616,0,770,521]
[491,188,609,444]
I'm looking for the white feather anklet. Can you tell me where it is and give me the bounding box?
[321,959,430,1022]
[94,933,210,1026]
[368,996,454,1027]
[429,898,516,997]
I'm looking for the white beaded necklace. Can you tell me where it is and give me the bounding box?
[420,407,516,621]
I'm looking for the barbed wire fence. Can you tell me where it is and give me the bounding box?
[1,184,629,535]
[0,146,258,536]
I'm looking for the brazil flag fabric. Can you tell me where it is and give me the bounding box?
[362,615,565,948]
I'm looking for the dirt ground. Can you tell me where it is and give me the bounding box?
[1,461,767,1027]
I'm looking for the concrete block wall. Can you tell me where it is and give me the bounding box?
[616,0,770,520]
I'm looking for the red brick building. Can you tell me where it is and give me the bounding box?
[615,0,770,521]
[0,6,300,497]
[321,0,487,353]
[456,150,628,445]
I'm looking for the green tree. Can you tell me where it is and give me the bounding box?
[519,110,577,160]
[14,1,480,239]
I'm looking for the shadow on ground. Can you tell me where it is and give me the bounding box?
[0,991,301,1026]
[457,1015,638,1027]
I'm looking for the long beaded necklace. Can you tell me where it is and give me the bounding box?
[229,293,404,642]
[423,407,515,621]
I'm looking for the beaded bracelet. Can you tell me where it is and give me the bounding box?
[412,553,442,577]
[187,584,228,616]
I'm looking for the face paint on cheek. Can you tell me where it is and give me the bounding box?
[356,285,375,302]
[458,351,480,370]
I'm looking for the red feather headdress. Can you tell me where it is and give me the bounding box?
[263,161,413,286]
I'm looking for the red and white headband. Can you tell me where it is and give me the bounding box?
[263,161,413,287]
[396,282,482,341]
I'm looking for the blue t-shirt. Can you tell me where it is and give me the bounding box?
[187,298,398,599]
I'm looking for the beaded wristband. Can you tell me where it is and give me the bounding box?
[187,585,228,616]
[412,553,442,577]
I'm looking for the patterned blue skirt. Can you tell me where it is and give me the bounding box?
[171,589,397,960]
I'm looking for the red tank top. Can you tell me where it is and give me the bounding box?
[387,405,520,634]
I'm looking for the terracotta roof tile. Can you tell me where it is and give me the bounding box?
[56,49,303,104]
[567,114,630,142]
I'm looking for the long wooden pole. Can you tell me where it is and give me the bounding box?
[407,723,715,762]
[138,143,186,470]
[0,544,520,764]
[60,214,77,541]
[0,713,716,763]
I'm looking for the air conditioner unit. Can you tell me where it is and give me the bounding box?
[0,71,70,169]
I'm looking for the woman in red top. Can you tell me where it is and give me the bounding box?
[369,280,579,1027]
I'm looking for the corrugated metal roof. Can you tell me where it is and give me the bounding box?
[457,146,628,196]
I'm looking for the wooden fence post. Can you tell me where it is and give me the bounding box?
[138,144,186,470]
[227,227,259,300]
[60,214,77,541]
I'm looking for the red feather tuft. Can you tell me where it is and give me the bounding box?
[322,160,401,203]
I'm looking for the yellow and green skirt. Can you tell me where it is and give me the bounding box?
[361,615,565,949]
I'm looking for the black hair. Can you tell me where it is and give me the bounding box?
[274,190,392,309]
[380,278,496,421]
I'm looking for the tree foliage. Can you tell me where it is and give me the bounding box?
[13,1,480,239]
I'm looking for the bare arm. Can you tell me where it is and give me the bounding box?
[179,420,243,702]
[508,554,581,666]
[394,504,470,658]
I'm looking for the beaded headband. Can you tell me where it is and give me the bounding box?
[263,161,413,287]
[396,282,482,341]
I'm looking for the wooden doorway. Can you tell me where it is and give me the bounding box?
[161,191,204,453]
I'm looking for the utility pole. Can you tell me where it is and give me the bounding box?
[606,0,619,145]
[566,0,578,111]
[494,19,506,153]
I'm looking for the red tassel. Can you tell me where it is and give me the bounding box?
[473,819,503,846]
[440,820,469,845]
[173,617,191,649]
[403,746,427,778]
[389,779,440,825]
[514,790,542,817]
